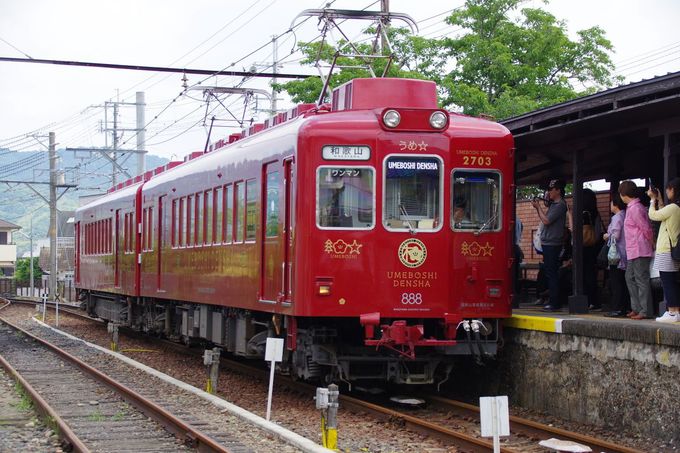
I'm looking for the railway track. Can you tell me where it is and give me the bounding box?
[15,298,646,453]
[0,316,203,452]
[0,299,310,453]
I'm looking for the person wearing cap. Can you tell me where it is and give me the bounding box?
[531,179,568,311]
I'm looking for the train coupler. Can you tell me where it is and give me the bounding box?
[360,313,458,359]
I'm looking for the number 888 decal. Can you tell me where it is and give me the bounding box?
[401,293,423,305]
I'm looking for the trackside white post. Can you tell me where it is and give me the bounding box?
[492,398,499,453]
[265,337,284,421]
[480,395,509,453]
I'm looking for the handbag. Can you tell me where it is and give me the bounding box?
[669,228,680,261]
[533,225,543,255]
[596,241,609,268]
[607,237,620,265]
[582,211,597,247]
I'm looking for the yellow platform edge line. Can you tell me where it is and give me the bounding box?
[504,314,563,333]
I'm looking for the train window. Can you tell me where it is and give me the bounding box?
[179,198,185,247]
[195,192,203,246]
[246,179,257,241]
[383,155,442,232]
[235,182,244,242]
[451,170,501,232]
[171,199,177,247]
[265,171,280,237]
[206,190,214,245]
[224,184,234,244]
[186,195,193,247]
[148,208,153,250]
[317,166,375,229]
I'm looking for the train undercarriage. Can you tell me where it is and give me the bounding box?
[80,290,501,387]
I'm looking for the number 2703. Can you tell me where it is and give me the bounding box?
[463,156,491,166]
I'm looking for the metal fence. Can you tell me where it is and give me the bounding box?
[0,277,77,302]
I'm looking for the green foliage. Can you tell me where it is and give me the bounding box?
[438,0,620,118]
[14,257,42,285]
[277,0,619,120]
[274,28,431,104]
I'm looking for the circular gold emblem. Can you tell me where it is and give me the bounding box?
[398,238,427,268]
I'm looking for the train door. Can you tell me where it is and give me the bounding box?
[157,195,166,291]
[282,158,295,304]
[115,209,121,287]
[261,163,282,302]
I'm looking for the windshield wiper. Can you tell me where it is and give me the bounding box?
[399,204,416,234]
[476,210,498,235]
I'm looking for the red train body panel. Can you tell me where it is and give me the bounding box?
[75,78,514,385]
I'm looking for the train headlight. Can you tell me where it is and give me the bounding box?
[318,285,331,296]
[383,110,401,128]
[429,111,448,129]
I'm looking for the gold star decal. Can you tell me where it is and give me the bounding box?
[481,243,494,256]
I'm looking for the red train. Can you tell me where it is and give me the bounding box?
[75,78,514,386]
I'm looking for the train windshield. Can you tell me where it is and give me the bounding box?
[383,155,442,232]
[451,170,501,232]
[317,166,375,229]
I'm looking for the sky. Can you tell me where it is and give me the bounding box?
[0,0,679,174]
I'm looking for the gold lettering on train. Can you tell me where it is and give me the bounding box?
[386,271,438,288]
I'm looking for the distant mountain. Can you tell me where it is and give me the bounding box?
[0,148,168,256]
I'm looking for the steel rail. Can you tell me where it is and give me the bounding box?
[426,395,646,453]
[0,353,90,453]
[0,305,232,453]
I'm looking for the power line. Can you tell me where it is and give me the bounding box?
[0,56,314,79]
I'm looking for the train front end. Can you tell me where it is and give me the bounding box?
[293,78,515,386]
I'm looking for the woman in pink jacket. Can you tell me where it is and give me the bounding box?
[618,181,654,319]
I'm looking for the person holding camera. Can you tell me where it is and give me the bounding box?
[532,179,568,311]
[619,180,654,319]
[647,178,680,323]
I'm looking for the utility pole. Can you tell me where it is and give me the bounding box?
[135,91,146,175]
[271,36,278,114]
[381,0,390,54]
[112,101,119,186]
[48,132,57,301]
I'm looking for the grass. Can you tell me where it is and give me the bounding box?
[111,410,125,421]
[89,408,105,422]
[12,381,33,411]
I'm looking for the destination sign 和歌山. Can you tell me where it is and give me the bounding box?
[322,145,370,161]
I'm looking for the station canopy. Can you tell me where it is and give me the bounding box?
[502,70,680,188]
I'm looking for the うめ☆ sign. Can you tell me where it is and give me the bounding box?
[398,238,427,268]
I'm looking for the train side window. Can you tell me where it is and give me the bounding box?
[235,182,244,243]
[171,199,177,247]
[129,212,135,252]
[383,155,442,232]
[317,166,375,229]
[205,190,213,245]
[214,188,223,244]
[265,171,280,237]
[451,170,501,232]
[245,179,257,242]
[148,207,154,251]
[186,195,193,247]
[179,198,185,247]
[195,192,203,246]
[224,184,233,244]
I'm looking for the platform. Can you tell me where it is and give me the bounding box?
[507,304,680,348]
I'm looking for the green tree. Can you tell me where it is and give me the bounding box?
[274,28,435,104]
[438,0,620,118]
[14,257,42,285]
